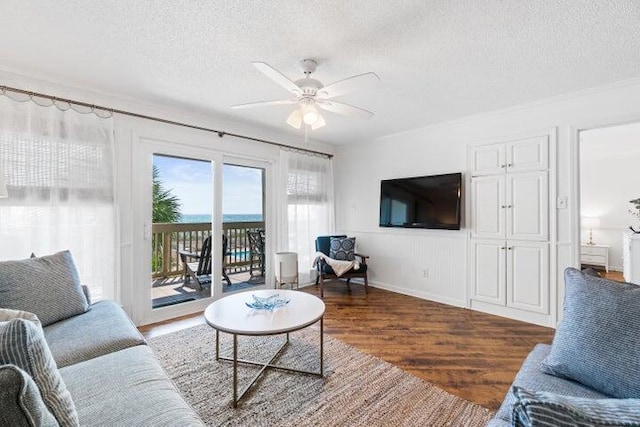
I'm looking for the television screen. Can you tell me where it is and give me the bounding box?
[379,173,462,230]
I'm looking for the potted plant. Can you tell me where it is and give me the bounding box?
[629,198,640,233]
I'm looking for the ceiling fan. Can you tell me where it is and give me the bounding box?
[231,59,379,131]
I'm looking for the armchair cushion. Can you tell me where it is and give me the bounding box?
[315,235,347,256]
[330,237,356,261]
[320,262,367,276]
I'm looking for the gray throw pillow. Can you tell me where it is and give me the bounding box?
[330,237,356,261]
[540,268,640,398]
[512,387,640,427]
[0,319,79,426]
[0,308,42,329]
[0,251,89,326]
[0,364,59,427]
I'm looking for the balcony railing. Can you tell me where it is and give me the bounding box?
[151,221,265,279]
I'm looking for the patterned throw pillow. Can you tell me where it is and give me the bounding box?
[512,387,640,427]
[0,308,42,329]
[0,319,79,426]
[0,364,59,427]
[540,268,640,398]
[330,237,356,261]
[0,251,89,326]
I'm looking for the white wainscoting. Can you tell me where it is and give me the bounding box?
[342,229,468,307]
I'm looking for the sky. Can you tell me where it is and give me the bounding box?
[153,155,263,215]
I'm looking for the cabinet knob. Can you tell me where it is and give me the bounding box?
[507,163,513,167]
[508,247,513,250]
[501,205,506,209]
[507,205,513,208]
[501,246,506,250]
[500,164,506,168]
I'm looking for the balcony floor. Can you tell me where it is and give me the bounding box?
[151,271,265,309]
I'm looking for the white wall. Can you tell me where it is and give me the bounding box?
[334,78,640,326]
[580,123,640,271]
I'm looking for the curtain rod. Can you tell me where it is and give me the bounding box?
[0,84,333,159]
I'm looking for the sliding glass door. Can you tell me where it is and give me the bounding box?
[134,139,222,324]
[222,162,268,293]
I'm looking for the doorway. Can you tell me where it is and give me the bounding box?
[577,121,640,281]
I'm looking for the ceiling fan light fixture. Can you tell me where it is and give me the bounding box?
[301,104,319,125]
[286,109,303,129]
[311,113,326,130]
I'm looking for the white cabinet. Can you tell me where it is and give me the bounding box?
[471,240,549,314]
[623,232,640,284]
[469,133,551,320]
[507,242,549,314]
[471,172,548,241]
[470,135,548,176]
[580,245,609,272]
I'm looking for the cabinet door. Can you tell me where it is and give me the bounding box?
[506,135,548,173]
[470,143,505,176]
[470,240,506,305]
[471,175,505,239]
[506,241,549,314]
[507,171,548,241]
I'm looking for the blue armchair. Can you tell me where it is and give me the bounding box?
[315,235,369,298]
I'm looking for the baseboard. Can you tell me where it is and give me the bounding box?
[351,278,467,308]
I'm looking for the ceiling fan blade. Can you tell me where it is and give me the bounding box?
[317,72,380,99]
[230,99,296,110]
[252,62,302,95]
[317,100,374,119]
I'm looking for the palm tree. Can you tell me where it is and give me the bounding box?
[153,165,181,223]
[152,165,181,271]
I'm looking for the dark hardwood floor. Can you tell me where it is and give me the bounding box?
[139,282,555,410]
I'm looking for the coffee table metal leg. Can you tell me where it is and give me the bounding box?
[233,334,238,407]
[320,317,324,376]
[215,329,220,361]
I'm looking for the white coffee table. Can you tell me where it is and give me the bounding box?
[204,289,325,407]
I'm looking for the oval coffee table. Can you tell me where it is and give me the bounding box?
[204,289,325,407]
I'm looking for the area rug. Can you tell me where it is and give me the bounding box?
[148,324,494,426]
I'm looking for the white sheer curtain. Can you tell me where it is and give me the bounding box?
[0,94,117,301]
[280,149,334,284]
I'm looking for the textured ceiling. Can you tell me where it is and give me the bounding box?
[0,1,639,145]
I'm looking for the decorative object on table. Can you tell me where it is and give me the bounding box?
[245,294,290,310]
[629,198,640,233]
[581,216,600,245]
[275,252,299,289]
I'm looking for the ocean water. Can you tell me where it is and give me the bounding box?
[181,214,263,223]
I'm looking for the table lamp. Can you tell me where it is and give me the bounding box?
[582,216,601,245]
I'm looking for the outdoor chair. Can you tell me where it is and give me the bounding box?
[248,229,265,276]
[315,235,369,298]
[179,235,232,290]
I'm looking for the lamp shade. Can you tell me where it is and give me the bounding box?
[582,217,601,230]
[274,252,298,283]
[0,169,7,198]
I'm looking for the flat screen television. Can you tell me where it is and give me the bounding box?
[379,172,462,230]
